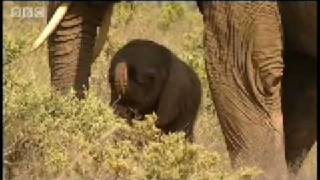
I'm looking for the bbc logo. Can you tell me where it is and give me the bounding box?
[11,7,46,18]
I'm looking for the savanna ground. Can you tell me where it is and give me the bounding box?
[3,2,317,180]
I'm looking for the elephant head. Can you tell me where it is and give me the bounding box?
[32,2,317,179]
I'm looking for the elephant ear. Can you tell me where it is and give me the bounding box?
[114,62,129,95]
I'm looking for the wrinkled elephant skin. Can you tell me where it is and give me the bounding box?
[202,3,287,179]
[47,2,114,98]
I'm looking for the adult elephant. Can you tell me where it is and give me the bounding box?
[32,1,317,180]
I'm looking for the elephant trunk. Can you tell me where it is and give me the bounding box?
[46,3,113,98]
[114,62,129,96]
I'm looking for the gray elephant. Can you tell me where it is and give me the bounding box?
[32,1,317,180]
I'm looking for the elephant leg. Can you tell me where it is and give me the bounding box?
[48,3,114,99]
[282,50,317,173]
[202,2,287,179]
[279,2,317,173]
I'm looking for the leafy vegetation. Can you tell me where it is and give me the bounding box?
[4,45,260,179]
[157,3,186,31]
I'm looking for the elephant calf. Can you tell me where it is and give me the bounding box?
[108,39,202,141]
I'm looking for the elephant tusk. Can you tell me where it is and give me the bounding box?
[92,8,113,60]
[31,3,71,51]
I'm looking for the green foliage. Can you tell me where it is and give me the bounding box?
[4,35,27,65]
[158,3,186,31]
[112,2,137,29]
[4,38,261,180]
[181,28,205,81]
[4,70,261,180]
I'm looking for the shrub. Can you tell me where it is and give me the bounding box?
[112,2,137,29]
[4,49,261,180]
[157,3,186,31]
[4,35,27,65]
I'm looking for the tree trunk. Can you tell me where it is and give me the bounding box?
[202,2,287,179]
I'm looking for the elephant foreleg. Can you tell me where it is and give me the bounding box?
[202,2,287,179]
[279,2,317,173]
[48,3,113,99]
[282,50,317,173]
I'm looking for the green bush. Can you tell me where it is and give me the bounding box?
[4,35,27,65]
[158,3,186,31]
[112,3,137,29]
[4,39,261,179]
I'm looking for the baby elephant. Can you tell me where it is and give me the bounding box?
[108,39,202,141]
